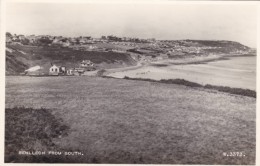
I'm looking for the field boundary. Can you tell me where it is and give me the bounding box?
[114,76,256,98]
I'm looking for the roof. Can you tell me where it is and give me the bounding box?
[50,65,60,68]
[81,60,93,64]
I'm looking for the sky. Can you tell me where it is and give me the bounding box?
[6,2,258,47]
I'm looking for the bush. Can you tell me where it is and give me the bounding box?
[160,79,203,87]
[96,69,106,77]
[122,77,256,98]
[5,107,70,163]
[204,84,256,98]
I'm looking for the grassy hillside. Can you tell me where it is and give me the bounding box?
[6,39,253,75]
[183,40,249,48]
[6,44,136,75]
[5,76,255,164]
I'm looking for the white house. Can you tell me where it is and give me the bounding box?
[80,60,94,67]
[49,65,60,75]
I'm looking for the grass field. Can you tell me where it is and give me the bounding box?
[5,76,256,164]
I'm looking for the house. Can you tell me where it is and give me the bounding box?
[80,60,96,71]
[49,65,66,75]
[49,65,62,75]
[66,68,75,75]
[80,60,94,67]
[49,65,60,75]
[74,68,85,75]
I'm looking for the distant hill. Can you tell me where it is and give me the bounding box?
[6,44,136,75]
[185,40,250,53]
[6,39,254,75]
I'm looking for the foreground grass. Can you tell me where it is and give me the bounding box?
[5,76,256,164]
[5,107,86,163]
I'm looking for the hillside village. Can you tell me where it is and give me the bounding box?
[25,60,95,76]
[6,32,255,76]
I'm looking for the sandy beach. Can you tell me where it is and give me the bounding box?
[107,56,256,91]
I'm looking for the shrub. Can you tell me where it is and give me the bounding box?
[204,84,256,98]
[5,107,70,163]
[122,77,256,98]
[160,79,203,87]
[96,69,106,77]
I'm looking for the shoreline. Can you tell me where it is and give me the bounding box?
[105,54,256,91]
[152,53,256,66]
[5,53,256,77]
[104,53,256,77]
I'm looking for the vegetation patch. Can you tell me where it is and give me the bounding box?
[5,76,256,164]
[160,79,203,88]
[123,77,256,98]
[4,107,83,163]
[96,69,106,77]
[204,84,256,98]
[150,64,168,67]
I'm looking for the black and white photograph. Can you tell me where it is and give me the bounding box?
[2,0,258,165]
